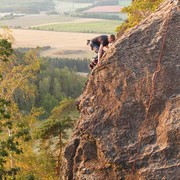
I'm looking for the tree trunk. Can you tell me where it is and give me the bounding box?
[56,131,62,178]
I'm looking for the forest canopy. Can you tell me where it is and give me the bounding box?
[0,30,86,179]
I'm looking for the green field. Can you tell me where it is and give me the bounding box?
[53,0,92,13]
[118,0,132,6]
[32,20,122,34]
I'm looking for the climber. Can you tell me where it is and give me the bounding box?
[87,34,116,70]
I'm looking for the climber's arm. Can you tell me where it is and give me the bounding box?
[98,44,103,63]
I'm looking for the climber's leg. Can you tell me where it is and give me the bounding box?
[89,56,98,70]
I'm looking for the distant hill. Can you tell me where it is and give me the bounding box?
[0,0,54,14]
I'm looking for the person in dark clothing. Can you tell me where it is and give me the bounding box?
[87,34,116,69]
[90,35,109,50]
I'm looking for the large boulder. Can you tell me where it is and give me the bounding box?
[62,0,180,179]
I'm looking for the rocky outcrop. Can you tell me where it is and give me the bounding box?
[62,1,180,179]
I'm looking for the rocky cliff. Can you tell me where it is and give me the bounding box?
[62,0,180,179]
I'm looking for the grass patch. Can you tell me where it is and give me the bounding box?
[33,20,122,34]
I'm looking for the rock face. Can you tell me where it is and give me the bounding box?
[62,1,180,179]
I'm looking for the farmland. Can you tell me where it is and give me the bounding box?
[118,0,132,7]
[0,29,99,58]
[0,0,132,58]
[0,0,54,13]
[0,11,122,34]
[53,0,92,13]
[0,0,131,33]
[0,14,77,27]
[0,0,93,14]
[84,6,123,13]
[32,20,122,34]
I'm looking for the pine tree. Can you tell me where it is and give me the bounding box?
[36,99,76,177]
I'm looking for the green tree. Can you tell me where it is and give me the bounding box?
[35,64,86,118]
[116,0,164,33]
[36,99,76,177]
[14,108,56,180]
[0,33,31,179]
[0,30,42,179]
